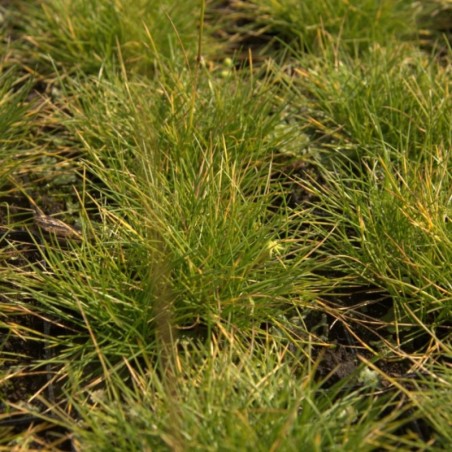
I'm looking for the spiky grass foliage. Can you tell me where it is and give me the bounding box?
[18,0,201,75]
[300,149,451,331]
[1,0,451,449]
[276,44,452,414]
[284,42,451,323]
[8,64,327,372]
[412,358,452,446]
[212,0,418,57]
[0,66,32,151]
[288,44,451,159]
[0,66,357,448]
[61,333,428,452]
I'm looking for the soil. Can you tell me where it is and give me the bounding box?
[0,193,74,448]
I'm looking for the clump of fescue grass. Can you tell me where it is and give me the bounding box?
[12,63,328,370]
[284,40,451,332]
[53,331,428,451]
[18,0,203,75]
[0,65,32,151]
[212,0,418,57]
[287,43,451,158]
[299,149,451,335]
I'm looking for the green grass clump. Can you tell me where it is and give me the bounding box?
[288,44,451,158]
[220,0,417,56]
[282,37,451,332]
[0,66,32,150]
[66,337,423,451]
[18,0,201,75]
[301,149,451,323]
[11,65,325,373]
